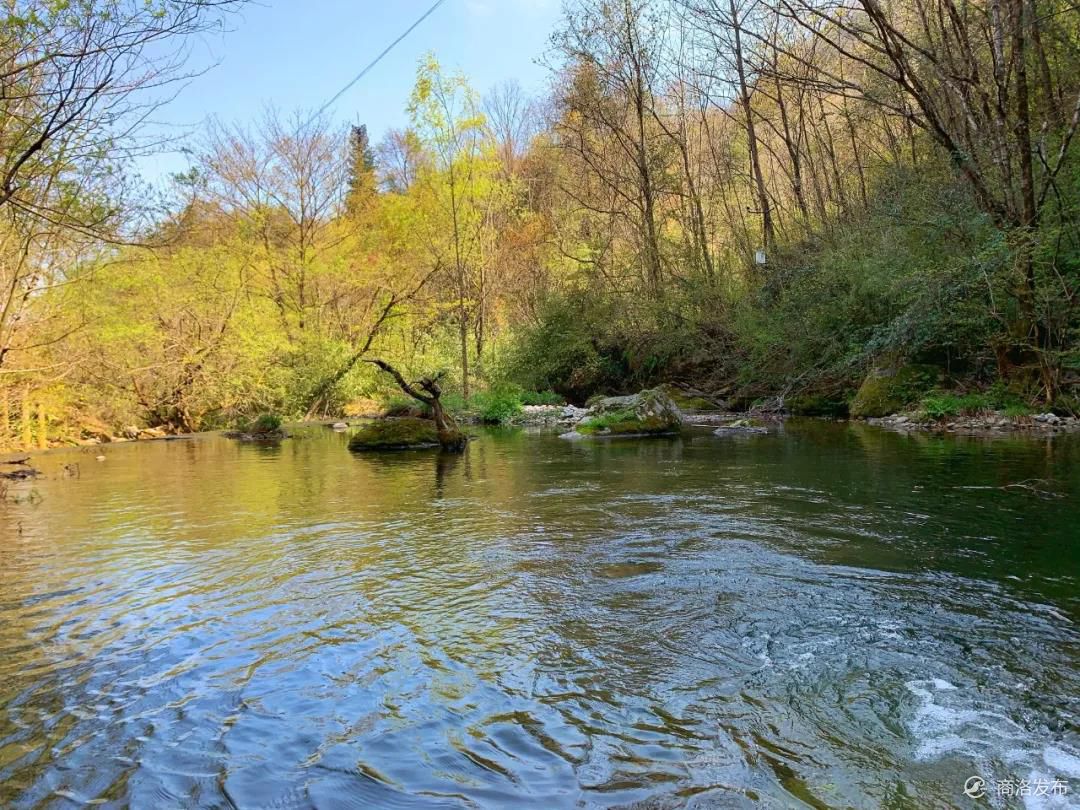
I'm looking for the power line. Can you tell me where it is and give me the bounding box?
[311,0,448,123]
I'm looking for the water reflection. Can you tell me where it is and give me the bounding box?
[1,423,1078,808]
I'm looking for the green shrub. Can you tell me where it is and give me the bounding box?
[1003,403,1034,418]
[918,387,1036,420]
[471,389,523,424]
[253,413,282,432]
[236,412,284,435]
[520,390,565,406]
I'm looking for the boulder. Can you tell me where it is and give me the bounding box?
[659,384,723,412]
[850,364,939,418]
[562,405,589,421]
[348,417,440,451]
[576,388,683,436]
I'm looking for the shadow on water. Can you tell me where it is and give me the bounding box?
[0,422,1077,808]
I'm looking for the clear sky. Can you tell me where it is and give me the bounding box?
[138,0,563,183]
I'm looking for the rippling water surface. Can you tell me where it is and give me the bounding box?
[1,422,1079,809]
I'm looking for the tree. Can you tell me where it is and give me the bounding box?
[781,0,1080,395]
[408,55,505,399]
[551,0,671,295]
[346,124,377,211]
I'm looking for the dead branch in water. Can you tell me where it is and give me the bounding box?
[953,479,1064,499]
[366,359,467,452]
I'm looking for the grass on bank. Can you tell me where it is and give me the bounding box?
[916,386,1035,420]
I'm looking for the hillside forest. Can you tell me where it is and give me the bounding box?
[1,0,1079,447]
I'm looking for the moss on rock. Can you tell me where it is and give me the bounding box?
[660,384,719,412]
[348,417,440,451]
[850,365,939,418]
[577,388,683,436]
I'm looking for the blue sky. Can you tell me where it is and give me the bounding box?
[139,0,562,183]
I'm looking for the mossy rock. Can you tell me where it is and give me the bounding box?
[348,417,440,451]
[577,388,683,436]
[660,384,719,412]
[850,365,940,418]
[787,394,850,417]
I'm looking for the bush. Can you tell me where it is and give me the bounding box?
[918,385,1035,420]
[520,390,565,406]
[919,393,985,420]
[471,389,523,424]
[233,412,283,436]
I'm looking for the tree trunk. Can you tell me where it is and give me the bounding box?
[367,359,467,452]
[730,0,773,251]
[21,387,31,448]
[0,388,9,442]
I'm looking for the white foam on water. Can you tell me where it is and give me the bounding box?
[1044,747,1080,779]
[905,679,1080,808]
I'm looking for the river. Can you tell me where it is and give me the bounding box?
[1,421,1078,808]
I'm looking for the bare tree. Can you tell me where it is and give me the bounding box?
[375,128,426,193]
[199,109,349,335]
[780,0,1080,394]
[483,79,541,176]
[0,0,243,231]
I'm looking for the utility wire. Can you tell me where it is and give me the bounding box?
[311,0,448,122]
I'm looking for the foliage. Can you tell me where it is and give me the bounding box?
[918,384,1035,420]
[249,413,283,435]
[3,0,1079,447]
[470,389,523,424]
[520,390,565,406]
[382,395,428,418]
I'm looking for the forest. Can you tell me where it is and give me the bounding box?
[1,0,1078,447]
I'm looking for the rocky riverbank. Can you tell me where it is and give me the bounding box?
[867,411,1080,435]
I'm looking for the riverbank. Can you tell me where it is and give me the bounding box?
[866,410,1080,435]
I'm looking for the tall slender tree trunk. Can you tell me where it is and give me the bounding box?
[730,0,773,251]
[624,1,663,293]
[0,388,9,442]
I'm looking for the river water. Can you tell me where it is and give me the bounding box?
[1,422,1078,809]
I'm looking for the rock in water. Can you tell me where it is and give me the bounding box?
[850,365,939,418]
[348,418,440,451]
[714,422,767,435]
[576,388,683,436]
